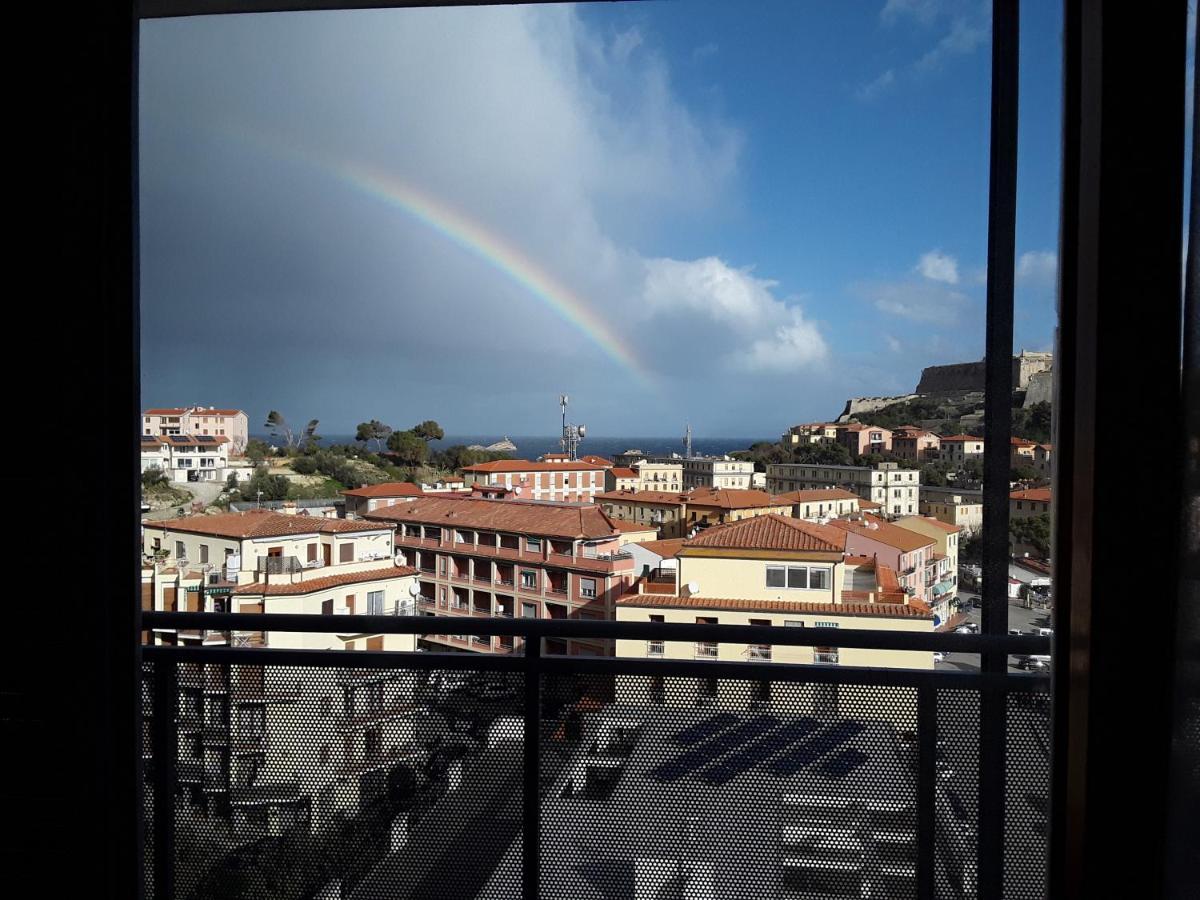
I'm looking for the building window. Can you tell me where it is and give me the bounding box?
[520,570,537,589]
[580,578,597,599]
[766,566,786,588]
[340,542,354,563]
[175,541,184,558]
[787,566,809,589]
[366,590,385,615]
[809,568,830,590]
[199,544,208,564]
[527,536,542,552]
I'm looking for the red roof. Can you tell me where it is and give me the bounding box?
[682,514,846,553]
[580,455,614,467]
[940,434,984,443]
[773,488,862,504]
[683,488,783,510]
[616,594,933,619]
[595,490,686,505]
[364,495,619,540]
[1011,437,1037,447]
[637,538,686,558]
[896,515,962,534]
[610,518,656,533]
[609,468,638,479]
[341,482,424,498]
[1010,488,1052,502]
[827,514,935,552]
[146,509,392,539]
[232,564,417,596]
[144,408,189,416]
[461,460,605,474]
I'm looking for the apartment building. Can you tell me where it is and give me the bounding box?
[836,423,892,456]
[143,406,249,453]
[459,459,605,502]
[604,467,639,492]
[919,493,984,536]
[780,422,840,445]
[766,461,921,517]
[341,481,425,518]
[1033,443,1053,475]
[893,515,961,605]
[632,460,683,492]
[365,496,636,656]
[140,509,420,838]
[1011,437,1038,468]
[615,515,935,708]
[939,435,986,466]
[1010,487,1051,519]
[826,514,942,606]
[140,433,230,483]
[595,490,689,539]
[891,428,942,462]
[773,488,862,521]
[638,455,756,489]
[579,455,613,468]
[682,488,793,532]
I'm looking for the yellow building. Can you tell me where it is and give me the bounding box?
[919,494,983,536]
[615,514,936,709]
[633,460,683,492]
[772,488,862,521]
[682,488,794,531]
[595,490,689,538]
[893,515,961,604]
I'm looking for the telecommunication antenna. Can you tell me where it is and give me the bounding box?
[683,423,693,459]
[559,394,586,460]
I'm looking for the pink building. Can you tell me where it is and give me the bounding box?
[828,514,940,603]
[891,428,941,462]
[836,423,893,456]
[460,459,606,502]
[143,406,249,454]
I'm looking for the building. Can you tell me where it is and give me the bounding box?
[603,467,639,492]
[893,515,961,605]
[781,422,840,445]
[632,460,683,492]
[1010,487,1051,519]
[891,428,942,462]
[1033,443,1053,475]
[459,459,605,502]
[365,496,636,656]
[140,433,230,483]
[614,515,935,701]
[595,490,689,539]
[919,492,984,536]
[142,406,250,454]
[638,455,756,489]
[773,488,863,521]
[1011,437,1038,468]
[341,482,425,519]
[579,455,614,468]
[938,435,986,466]
[826,514,944,608]
[836,423,893,456]
[609,519,660,546]
[140,510,420,838]
[422,475,468,493]
[681,488,794,533]
[766,462,921,518]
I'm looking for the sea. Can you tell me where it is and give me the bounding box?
[251,434,771,459]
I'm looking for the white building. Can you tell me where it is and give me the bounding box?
[766,462,921,518]
[140,434,230,483]
[641,455,756,490]
[143,406,250,454]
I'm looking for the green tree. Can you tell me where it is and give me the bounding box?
[921,464,948,487]
[243,466,289,502]
[244,439,271,464]
[355,420,393,451]
[263,410,295,448]
[299,419,321,450]
[387,430,428,467]
[412,420,444,442]
[141,468,168,489]
[791,441,853,466]
[1010,513,1051,557]
[291,456,318,475]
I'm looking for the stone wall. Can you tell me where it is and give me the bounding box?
[1023,369,1054,407]
[915,361,987,394]
[1013,351,1054,390]
[836,394,921,423]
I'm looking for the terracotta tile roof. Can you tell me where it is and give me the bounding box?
[939,434,984,443]
[616,593,933,619]
[838,423,891,433]
[144,408,189,416]
[876,564,901,592]
[594,490,686,506]
[859,499,883,510]
[146,509,393,539]
[844,555,875,567]
[637,538,686,559]
[580,455,614,467]
[1010,488,1052,502]
[341,482,425,498]
[682,488,783,510]
[364,495,619,540]
[609,468,638,479]
[773,488,862,504]
[461,460,605,474]
[682,514,846,553]
[1037,443,1053,451]
[1013,557,1052,575]
[827,514,935,552]
[192,408,243,416]
[232,564,417,596]
[1011,437,1037,447]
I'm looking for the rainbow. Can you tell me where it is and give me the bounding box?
[224,124,651,385]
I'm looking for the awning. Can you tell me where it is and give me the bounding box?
[931,582,952,597]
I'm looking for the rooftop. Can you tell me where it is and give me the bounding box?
[461,459,605,474]
[681,514,846,554]
[616,593,932,619]
[773,488,863,504]
[145,509,391,539]
[827,515,936,553]
[1010,488,1052,502]
[231,564,418,596]
[364,495,620,540]
[340,482,425,499]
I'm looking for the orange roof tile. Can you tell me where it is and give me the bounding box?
[616,594,933,619]
[637,538,686,558]
[146,509,392,539]
[610,519,657,533]
[461,459,605,474]
[683,514,846,553]
[232,564,417,596]
[580,455,614,467]
[594,490,686,505]
[364,495,619,540]
[939,434,984,443]
[827,514,935,552]
[609,468,638,479]
[683,488,783,510]
[773,488,862,504]
[341,482,425,498]
[1010,488,1052,502]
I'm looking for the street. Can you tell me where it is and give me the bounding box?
[937,590,1053,673]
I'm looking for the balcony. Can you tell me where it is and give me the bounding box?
[141,612,1051,900]
[255,556,304,577]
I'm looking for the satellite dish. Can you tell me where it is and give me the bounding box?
[579,425,587,437]
[686,582,700,595]
[408,582,421,597]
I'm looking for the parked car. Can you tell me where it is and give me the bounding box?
[1014,655,1051,671]
[1035,627,1054,637]
[955,623,979,634]
[933,652,946,664]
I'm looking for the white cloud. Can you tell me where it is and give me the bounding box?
[856,69,896,102]
[881,0,942,27]
[859,280,972,323]
[1016,251,1057,288]
[641,256,830,372]
[885,334,903,353]
[916,249,959,284]
[915,14,989,72]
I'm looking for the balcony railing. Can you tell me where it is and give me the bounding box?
[141,611,1051,900]
[255,556,305,576]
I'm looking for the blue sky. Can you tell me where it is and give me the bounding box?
[140,1,1069,438]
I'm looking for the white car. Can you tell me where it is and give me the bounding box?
[933,651,947,663]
